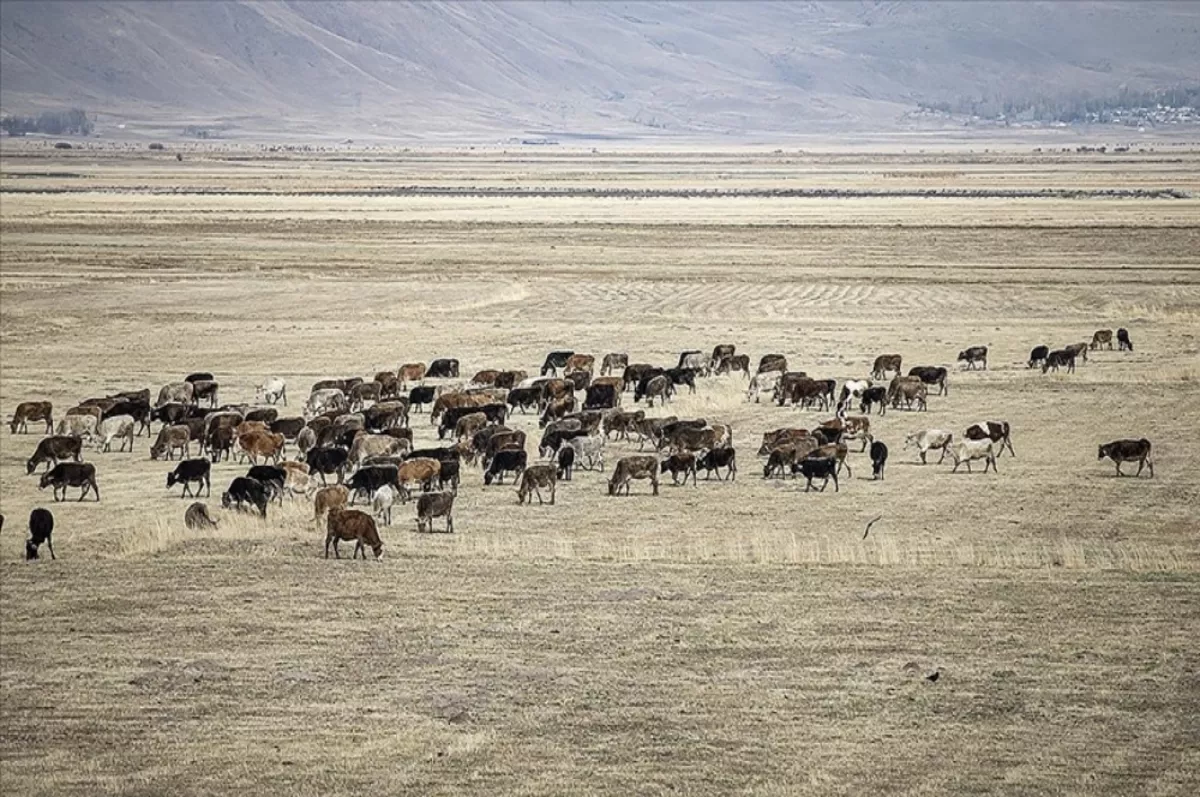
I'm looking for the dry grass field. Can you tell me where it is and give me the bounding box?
[2,143,1199,795]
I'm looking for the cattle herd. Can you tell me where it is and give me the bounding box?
[5,329,1152,561]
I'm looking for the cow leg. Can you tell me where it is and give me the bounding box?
[204,475,211,497]
[332,538,341,558]
[842,458,852,478]
[1134,458,1144,477]
[182,482,193,498]
[831,472,839,492]
[1115,461,1124,476]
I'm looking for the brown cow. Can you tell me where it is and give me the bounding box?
[325,508,383,559]
[150,424,192,461]
[397,457,441,497]
[757,354,788,374]
[313,484,350,521]
[10,401,53,434]
[416,491,455,533]
[517,464,558,505]
[469,369,501,387]
[495,370,528,390]
[398,362,427,387]
[565,354,595,375]
[26,435,83,474]
[237,431,285,465]
[430,391,490,424]
[871,354,902,380]
[608,455,660,496]
[374,371,400,399]
[758,428,810,456]
[600,353,628,376]
[1090,330,1114,350]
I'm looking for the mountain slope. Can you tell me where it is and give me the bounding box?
[2,1,1197,139]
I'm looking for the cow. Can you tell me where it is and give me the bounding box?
[872,354,902,380]
[584,382,619,410]
[56,414,97,441]
[1098,439,1154,477]
[634,375,672,407]
[1117,328,1133,351]
[888,378,927,411]
[185,502,219,530]
[557,445,575,480]
[567,434,606,472]
[1090,329,1114,350]
[506,386,542,414]
[660,453,698,486]
[757,428,809,457]
[245,407,279,426]
[26,508,55,560]
[207,425,236,463]
[907,366,949,396]
[245,465,288,503]
[305,389,348,418]
[1028,345,1050,368]
[371,485,397,525]
[295,427,317,461]
[9,401,53,434]
[409,385,438,413]
[859,386,889,416]
[677,350,708,376]
[347,465,401,505]
[776,375,825,409]
[166,458,212,497]
[151,424,192,461]
[495,369,528,390]
[468,369,501,388]
[608,456,660,496]
[313,485,350,522]
[156,382,195,407]
[763,444,811,479]
[697,447,737,481]
[664,426,720,455]
[26,435,83,474]
[397,457,442,497]
[437,459,460,493]
[746,370,781,403]
[517,464,558,505]
[348,433,408,466]
[399,362,429,386]
[710,344,736,373]
[191,380,220,408]
[798,442,851,478]
[237,431,285,465]
[416,492,455,533]
[870,440,888,480]
[599,408,640,441]
[839,380,872,404]
[541,351,574,376]
[796,457,839,492]
[430,391,491,425]
[565,354,595,375]
[719,354,751,378]
[957,346,988,370]
[965,421,1015,457]
[1042,349,1076,374]
[946,439,998,474]
[307,446,350,485]
[1064,342,1089,364]
[256,377,288,405]
[600,353,629,376]
[348,381,382,411]
[325,508,383,559]
[222,476,269,517]
[449,411,488,442]
[622,364,661,390]
[39,462,99,501]
[363,400,409,432]
[903,429,954,464]
[484,449,527,486]
[95,415,135,453]
[840,415,874,452]
[757,354,790,376]
[184,372,214,384]
[373,371,401,400]
[665,368,697,394]
[66,404,104,423]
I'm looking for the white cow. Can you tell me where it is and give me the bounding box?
[568,434,606,471]
[56,414,97,440]
[348,433,409,466]
[946,439,998,474]
[746,371,781,403]
[256,377,288,406]
[306,388,348,418]
[155,381,194,407]
[96,414,135,453]
[372,484,397,526]
[903,429,954,464]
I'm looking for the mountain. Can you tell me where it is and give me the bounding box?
[2,1,1197,140]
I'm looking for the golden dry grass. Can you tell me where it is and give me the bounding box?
[1,145,1199,795]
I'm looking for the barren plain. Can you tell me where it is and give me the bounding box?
[1,143,1198,795]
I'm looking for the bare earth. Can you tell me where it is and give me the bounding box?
[1,144,1198,795]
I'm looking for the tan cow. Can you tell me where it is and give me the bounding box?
[238,431,285,465]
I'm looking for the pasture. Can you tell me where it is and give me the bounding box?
[2,143,1199,795]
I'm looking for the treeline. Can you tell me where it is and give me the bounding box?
[1,108,93,137]
[919,86,1200,123]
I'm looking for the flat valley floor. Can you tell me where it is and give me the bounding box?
[1,143,1198,795]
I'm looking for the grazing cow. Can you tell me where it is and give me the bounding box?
[1064,342,1090,364]
[872,354,902,380]
[307,446,350,485]
[608,456,660,496]
[453,411,489,442]
[719,354,751,378]
[397,457,442,497]
[1117,328,1133,351]
[222,476,269,516]
[10,401,53,434]
[416,492,456,533]
[348,433,408,467]
[696,447,737,481]
[957,346,988,370]
[95,415,136,453]
[1028,345,1050,368]
[776,375,826,409]
[39,462,99,501]
[313,485,350,522]
[408,385,438,413]
[665,367,698,394]
[167,458,211,497]
[757,354,788,374]
[362,400,409,432]
[907,366,949,396]
[1042,349,1076,374]
[325,508,383,559]
[305,389,348,418]
[584,382,619,410]
[517,464,558,505]
[946,439,998,474]
[661,453,698,486]
[601,409,642,441]
[904,429,954,464]
[185,502,219,530]
[541,351,574,376]
[888,378,927,411]
[399,362,428,387]
[664,426,719,455]
[151,424,192,460]
[26,508,56,560]
[190,380,220,408]
[347,465,401,505]
[859,386,889,416]
[245,407,279,426]
[757,428,809,457]
[27,435,84,474]
[677,350,709,375]
[1098,438,1154,477]
[797,457,839,492]
[601,353,629,376]
[710,344,736,372]
[56,414,97,440]
[622,364,661,390]
[374,371,400,400]
[1091,329,1114,350]
[567,434,606,472]
[372,485,397,525]
[746,370,781,403]
[428,358,460,378]
[965,421,1015,457]
[295,426,317,461]
[468,369,501,388]
[237,431,285,465]
[565,354,595,375]
[507,386,542,414]
[870,440,888,480]
[256,377,288,405]
[484,449,527,486]
[156,382,195,407]
[557,445,575,480]
[495,369,528,390]
[348,381,382,411]
[634,375,672,407]
[763,444,810,479]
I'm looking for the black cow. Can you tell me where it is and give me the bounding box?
[660,453,698,486]
[246,465,287,502]
[583,383,618,410]
[151,402,193,426]
[665,367,697,394]
[245,407,279,425]
[185,372,214,383]
[26,508,55,560]
[307,446,350,485]
[1117,328,1133,351]
[1028,345,1050,368]
[859,386,888,416]
[507,386,542,414]
[438,459,461,493]
[1042,349,1076,374]
[427,358,459,378]
[870,440,888,480]
[484,449,527,485]
[167,458,212,497]
[697,447,737,481]
[409,385,438,412]
[797,457,839,492]
[557,445,575,480]
[221,476,268,517]
[406,446,461,464]
[1098,438,1153,477]
[906,367,949,396]
[347,465,400,504]
[103,398,152,435]
[39,462,99,501]
[270,417,307,440]
[957,346,988,370]
[538,427,588,458]
[541,350,574,376]
[622,364,661,390]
